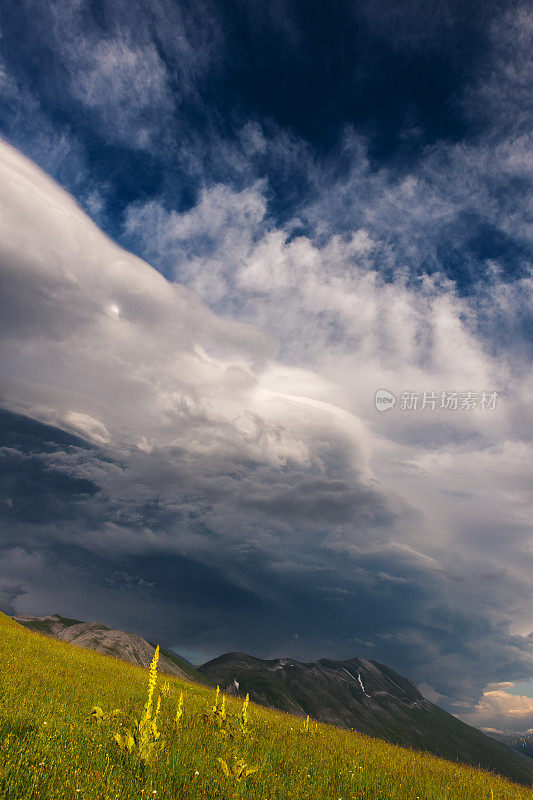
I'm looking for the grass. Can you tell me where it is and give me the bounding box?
[0,613,531,800]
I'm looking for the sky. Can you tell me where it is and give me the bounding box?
[0,0,532,733]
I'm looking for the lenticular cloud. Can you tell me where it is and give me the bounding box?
[0,137,373,484]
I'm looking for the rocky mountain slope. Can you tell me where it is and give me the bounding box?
[14,614,212,685]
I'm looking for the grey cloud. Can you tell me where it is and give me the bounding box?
[239,475,392,525]
[1,405,531,715]
[0,582,26,615]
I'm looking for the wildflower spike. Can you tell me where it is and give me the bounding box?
[175,690,184,727]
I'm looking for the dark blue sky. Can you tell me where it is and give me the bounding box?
[1,0,528,290]
[0,0,532,731]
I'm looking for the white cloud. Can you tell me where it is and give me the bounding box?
[0,137,374,485]
[62,412,110,445]
[418,683,445,703]
[460,683,533,732]
[125,182,268,301]
[69,38,172,149]
[464,5,533,138]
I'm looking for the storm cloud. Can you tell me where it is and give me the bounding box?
[0,0,531,728]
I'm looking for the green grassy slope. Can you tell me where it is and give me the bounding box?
[0,613,531,800]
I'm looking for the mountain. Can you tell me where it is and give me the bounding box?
[13,614,212,686]
[198,651,533,784]
[12,614,532,784]
[487,732,533,760]
[3,612,530,799]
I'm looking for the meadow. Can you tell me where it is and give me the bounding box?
[0,613,531,800]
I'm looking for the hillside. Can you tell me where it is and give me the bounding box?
[14,613,212,686]
[199,651,533,784]
[12,613,533,785]
[1,613,532,799]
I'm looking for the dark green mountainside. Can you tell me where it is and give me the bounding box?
[198,651,533,785]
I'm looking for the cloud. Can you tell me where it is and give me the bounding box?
[0,138,370,474]
[124,181,268,296]
[0,581,26,615]
[463,5,533,139]
[69,38,172,150]
[62,412,111,445]
[460,683,533,732]
[0,136,390,581]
